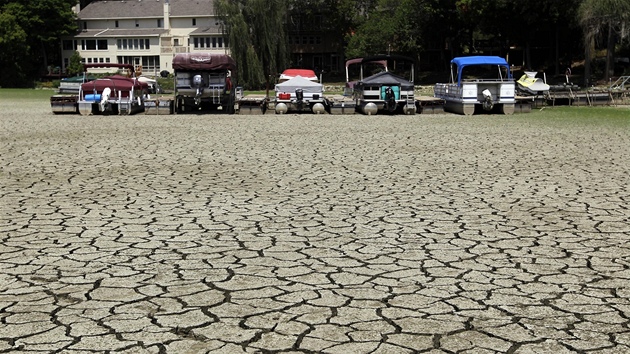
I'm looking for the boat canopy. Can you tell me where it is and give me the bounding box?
[275,75,323,93]
[451,56,511,85]
[81,75,148,93]
[345,57,388,86]
[172,53,237,72]
[359,71,413,87]
[83,63,135,73]
[279,69,318,82]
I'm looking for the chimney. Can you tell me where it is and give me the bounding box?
[163,0,170,30]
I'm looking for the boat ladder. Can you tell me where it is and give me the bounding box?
[210,85,222,104]
[406,92,415,107]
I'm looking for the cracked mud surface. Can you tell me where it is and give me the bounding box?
[1,100,629,353]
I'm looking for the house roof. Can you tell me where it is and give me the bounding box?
[79,0,216,20]
[75,29,166,37]
[189,24,222,35]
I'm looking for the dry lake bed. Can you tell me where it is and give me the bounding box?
[1,97,630,353]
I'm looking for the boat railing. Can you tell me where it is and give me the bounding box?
[460,78,509,83]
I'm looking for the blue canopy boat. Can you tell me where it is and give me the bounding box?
[434,56,515,115]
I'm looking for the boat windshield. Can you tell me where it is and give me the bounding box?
[460,64,509,82]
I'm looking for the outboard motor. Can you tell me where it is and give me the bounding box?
[295,88,304,111]
[100,87,112,113]
[193,74,204,106]
[482,88,494,111]
[385,86,396,112]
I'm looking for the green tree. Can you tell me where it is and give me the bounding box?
[0,7,28,86]
[66,51,84,77]
[214,0,289,90]
[345,0,426,59]
[579,0,630,85]
[0,0,77,87]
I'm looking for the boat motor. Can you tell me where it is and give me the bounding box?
[295,88,304,110]
[385,86,396,112]
[100,87,112,113]
[482,88,494,111]
[193,74,204,106]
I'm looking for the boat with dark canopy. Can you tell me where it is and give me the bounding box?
[173,53,237,113]
[351,55,416,115]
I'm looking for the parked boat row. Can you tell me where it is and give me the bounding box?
[57,53,619,116]
[51,63,148,115]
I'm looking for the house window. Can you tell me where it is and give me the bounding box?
[135,20,139,27]
[192,18,196,26]
[83,22,87,29]
[97,40,107,49]
[106,58,110,63]
[117,38,150,50]
[193,36,227,49]
[62,40,75,50]
[141,56,160,71]
[174,38,179,46]
[82,40,96,50]
[115,20,119,28]
[157,19,163,28]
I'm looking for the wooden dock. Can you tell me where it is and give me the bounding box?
[416,96,445,114]
[546,89,612,107]
[237,94,268,115]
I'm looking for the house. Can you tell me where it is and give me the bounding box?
[61,0,228,75]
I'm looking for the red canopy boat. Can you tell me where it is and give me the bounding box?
[78,64,148,115]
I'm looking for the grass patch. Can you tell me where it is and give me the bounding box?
[0,88,56,100]
[523,106,630,127]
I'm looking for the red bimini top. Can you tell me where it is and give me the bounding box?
[81,75,148,97]
[172,53,237,72]
[279,69,318,82]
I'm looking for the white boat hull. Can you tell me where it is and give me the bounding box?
[434,81,515,115]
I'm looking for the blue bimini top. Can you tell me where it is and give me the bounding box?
[451,56,512,85]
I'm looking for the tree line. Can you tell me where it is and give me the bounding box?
[1,0,628,88]
[218,0,630,89]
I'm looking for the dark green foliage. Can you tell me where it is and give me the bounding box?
[0,0,78,87]
[66,51,84,77]
[214,0,289,90]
